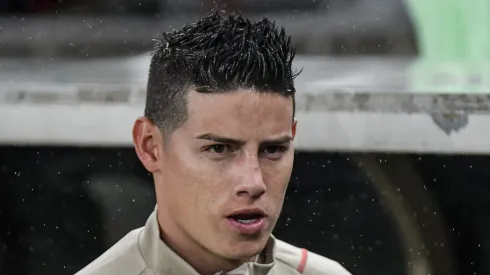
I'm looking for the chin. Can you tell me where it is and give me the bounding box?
[222,235,268,260]
[225,248,262,261]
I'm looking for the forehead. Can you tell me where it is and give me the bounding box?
[180,90,293,137]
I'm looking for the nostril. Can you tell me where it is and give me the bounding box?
[236,190,248,196]
[236,189,265,198]
[251,190,265,199]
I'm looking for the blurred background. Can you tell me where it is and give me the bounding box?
[0,0,416,57]
[1,1,490,275]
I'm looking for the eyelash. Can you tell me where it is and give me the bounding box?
[204,144,235,154]
[264,145,287,154]
[203,144,289,156]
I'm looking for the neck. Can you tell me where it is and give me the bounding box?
[156,205,247,275]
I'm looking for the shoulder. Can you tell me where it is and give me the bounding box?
[75,228,148,275]
[274,239,352,275]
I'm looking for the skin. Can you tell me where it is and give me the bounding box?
[133,89,296,275]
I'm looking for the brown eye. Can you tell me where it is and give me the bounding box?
[260,145,289,159]
[209,144,226,154]
[206,144,233,154]
[264,146,280,154]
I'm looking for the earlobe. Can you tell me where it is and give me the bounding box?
[133,117,161,173]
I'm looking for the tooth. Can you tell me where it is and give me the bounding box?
[237,219,257,224]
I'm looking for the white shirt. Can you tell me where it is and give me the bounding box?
[76,208,352,275]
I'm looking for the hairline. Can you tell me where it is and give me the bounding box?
[153,87,296,142]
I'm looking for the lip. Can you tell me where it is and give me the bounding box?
[227,208,267,218]
[226,208,268,235]
[227,217,266,235]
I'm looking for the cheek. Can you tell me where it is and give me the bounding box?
[168,152,226,211]
[263,156,294,196]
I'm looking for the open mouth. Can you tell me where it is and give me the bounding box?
[226,210,267,234]
[228,213,264,224]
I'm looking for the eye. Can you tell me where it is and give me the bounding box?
[205,144,233,154]
[260,145,289,159]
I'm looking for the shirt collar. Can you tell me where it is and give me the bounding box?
[138,208,276,275]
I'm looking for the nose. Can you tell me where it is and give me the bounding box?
[234,159,266,200]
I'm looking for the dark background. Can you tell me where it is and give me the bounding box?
[1,147,489,275]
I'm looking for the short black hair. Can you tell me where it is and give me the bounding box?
[144,11,299,135]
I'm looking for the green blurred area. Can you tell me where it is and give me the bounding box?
[406,0,490,93]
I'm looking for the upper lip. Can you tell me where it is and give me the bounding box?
[226,208,267,218]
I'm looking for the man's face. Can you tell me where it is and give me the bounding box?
[154,90,295,261]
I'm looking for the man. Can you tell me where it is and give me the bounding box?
[76,12,352,275]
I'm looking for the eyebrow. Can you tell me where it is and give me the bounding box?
[195,133,293,146]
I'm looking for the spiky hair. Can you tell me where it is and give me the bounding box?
[145,11,299,134]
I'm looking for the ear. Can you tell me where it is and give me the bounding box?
[132,117,163,173]
[291,118,297,139]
